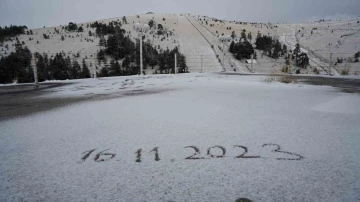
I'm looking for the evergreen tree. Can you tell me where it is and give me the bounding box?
[0,41,33,83]
[99,64,109,77]
[71,60,81,79]
[148,20,155,29]
[109,60,121,76]
[272,40,282,59]
[122,16,128,24]
[293,43,301,56]
[34,52,49,82]
[296,53,309,68]
[229,40,254,60]
[77,26,84,32]
[0,25,27,43]
[67,22,78,31]
[247,32,252,42]
[282,44,287,55]
[81,58,91,78]
[231,31,236,40]
[229,41,235,53]
[354,51,359,59]
[241,29,247,41]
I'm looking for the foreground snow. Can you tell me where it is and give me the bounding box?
[1,73,360,201]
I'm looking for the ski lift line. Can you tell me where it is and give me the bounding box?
[184,15,222,70]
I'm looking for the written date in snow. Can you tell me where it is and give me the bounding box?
[78,144,303,163]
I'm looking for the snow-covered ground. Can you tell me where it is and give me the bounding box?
[1,73,360,201]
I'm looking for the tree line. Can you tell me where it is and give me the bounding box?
[97,35,187,76]
[96,23,187,76]
[34,53,91,81]
[0,25,27,43]
[90,21,124,36]
[0,20,188,84]
[229,29,255,60]
[0,41,33,83]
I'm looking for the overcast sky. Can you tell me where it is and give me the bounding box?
[1,0,359,28]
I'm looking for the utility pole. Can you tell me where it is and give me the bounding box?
[251,54,253,73]
[134,23,149,76]
[174,53,177,74]
[140,35,143,75]
[329,53,332,76]
[33,53,39,88]
[289,54,292,74]
[222,42,225,68]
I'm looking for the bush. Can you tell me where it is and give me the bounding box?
[262,76,276,83]
[355,51,360,58]
[278,75,297,84]
[281,66,288,73]
[313,67,319,74]
[341,67,350,75]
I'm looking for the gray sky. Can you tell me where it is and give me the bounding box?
[1,0,359,28]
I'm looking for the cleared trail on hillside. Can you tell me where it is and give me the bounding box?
[187,17,251,73]
[176,16,222,72]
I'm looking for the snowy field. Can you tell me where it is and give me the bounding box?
[1,73,360,201]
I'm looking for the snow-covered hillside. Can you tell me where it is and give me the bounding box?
[0,13,359,75]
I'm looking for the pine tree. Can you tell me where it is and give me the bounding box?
[81,58,91,78]
[148,20,155,29]
[231,31,236,40]
[99,64,109,77]
[272,40,282,59]
[293,43,301,56]
[247,32,252,42]
[229,41,235,53]
[241,29,247,41]
[77,26,84,32]
[71,60,81,79]
[282,44,287,55]
[122,16,128,24]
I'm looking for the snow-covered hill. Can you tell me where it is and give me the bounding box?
[1,13,359,75]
